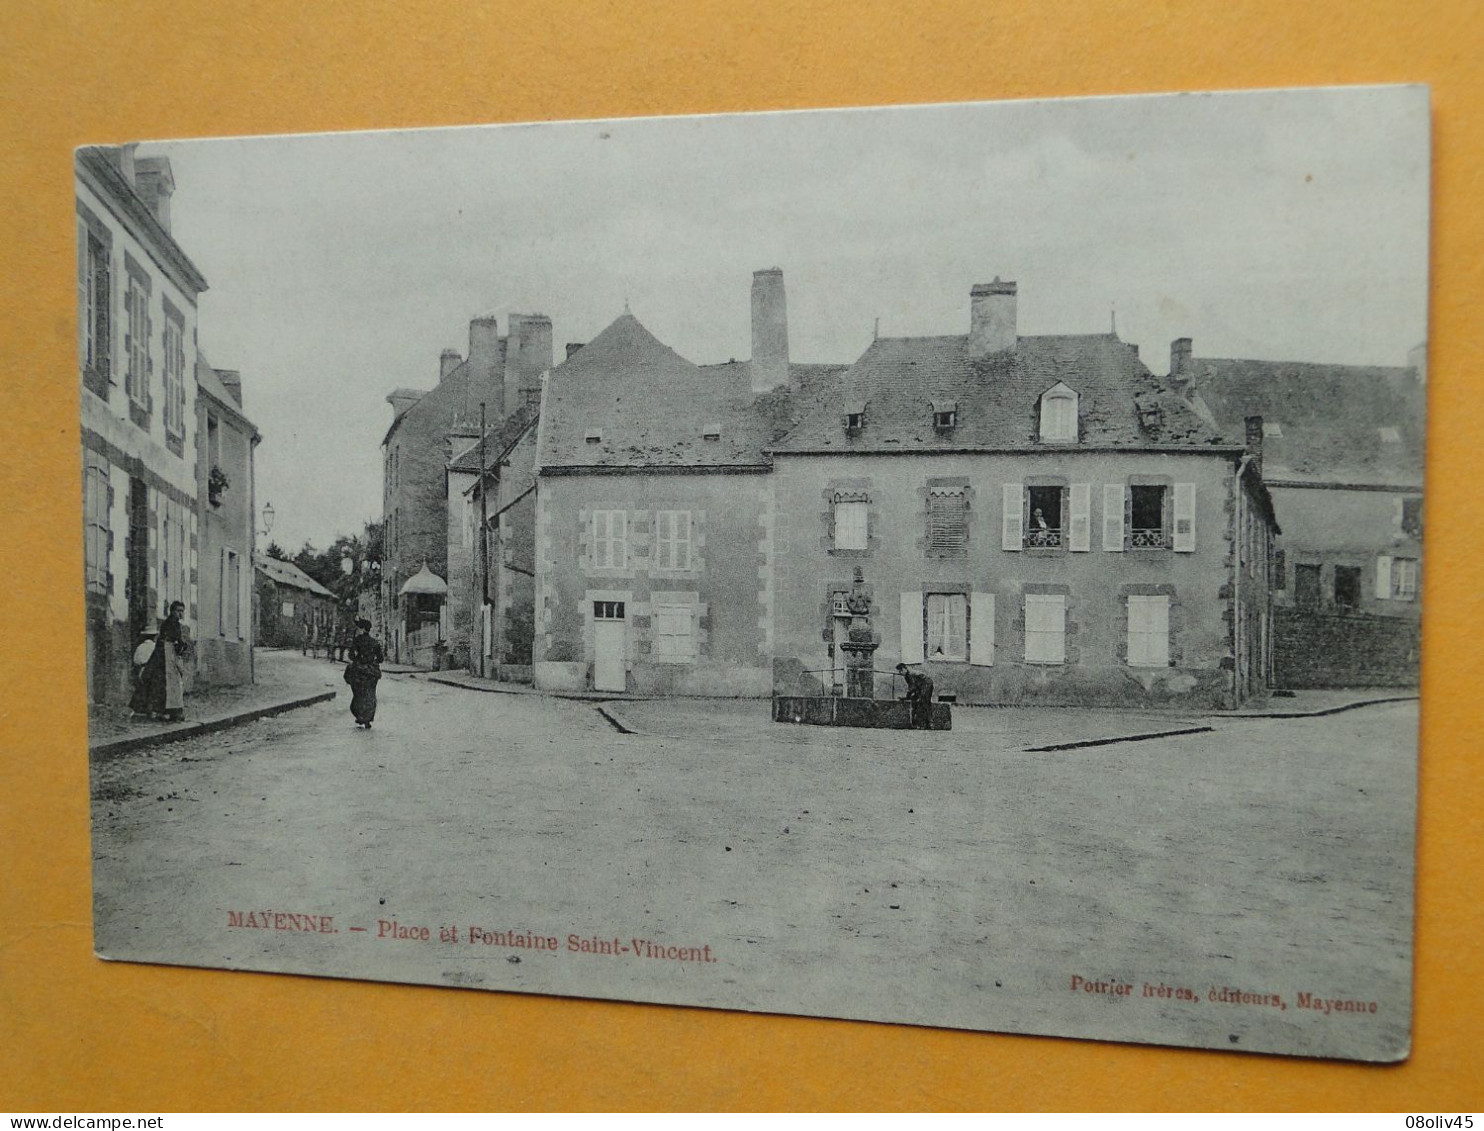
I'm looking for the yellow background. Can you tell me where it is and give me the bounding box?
[2,0,1480,1111]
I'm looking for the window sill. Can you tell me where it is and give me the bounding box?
[1022,546,1066,557]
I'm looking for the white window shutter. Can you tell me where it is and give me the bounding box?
[1393,497,1404,528]
[970,592,994,666]
[1173,483,1197,552]
[1376,555,1393,600]
[899,591,924,665]
[1102,483,1124,551]
[1069,484,1091,551]
[1001,483,1023,551]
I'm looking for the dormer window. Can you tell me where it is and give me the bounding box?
[844,401,867,433]
[1039,383,1078,443]
[1263,421,1283,438]
[932,400,957,431]
[702,423,722,440]
[585,428,603,444]
[1379,426,1401,443]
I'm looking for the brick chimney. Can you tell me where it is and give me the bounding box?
[132,156,176,233]
[1245,414,1264,475]
[215,369,243,406]
[505,314,554,414]
[1170,337,1193,378]
[750,268,789,393]
[968,278,1017,358]
[440,349,462,382]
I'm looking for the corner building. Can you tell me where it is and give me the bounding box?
[770,281,1279,710]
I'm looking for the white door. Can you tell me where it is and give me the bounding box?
[593,600,626,692]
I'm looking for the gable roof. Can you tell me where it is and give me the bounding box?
[253,553,334,597]
[1183,356,1424,486]
[773,333,1228,453]
[448,399,541,474]
[539,313,848,471]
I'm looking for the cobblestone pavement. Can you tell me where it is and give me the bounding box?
[90,672,1417,1061]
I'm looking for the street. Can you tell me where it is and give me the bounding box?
[91,673,1416,1061]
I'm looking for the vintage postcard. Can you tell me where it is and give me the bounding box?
[82,86,1427,1061]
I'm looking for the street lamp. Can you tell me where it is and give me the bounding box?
[259,501,275,538]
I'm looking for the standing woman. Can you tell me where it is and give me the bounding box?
[345,617,383,729]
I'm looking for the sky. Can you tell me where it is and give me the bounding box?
[145,86,1430,552]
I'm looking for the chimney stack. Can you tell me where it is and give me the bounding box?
[1245,414,1264,476]
[968,278,1017,358]
[215,369,243,407]
[467,315,505,420]
[565,342,586,360]
[505,314,554,415]
[132,156,176,233]
[750,268,789,393]
[1170,337,1193,378]
[440,349,462,382]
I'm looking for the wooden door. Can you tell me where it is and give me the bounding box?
[593,600,626,692]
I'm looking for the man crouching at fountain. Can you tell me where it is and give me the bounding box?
[895,662,934,730]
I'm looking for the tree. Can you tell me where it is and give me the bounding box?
[265,541,289,561]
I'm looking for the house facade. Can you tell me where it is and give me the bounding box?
[194,359,260,685]
[770,284,1279,710]
[254,554,336,649]
[382,313,551,664]
[78,146,209,705]
[1173,340,1424,688]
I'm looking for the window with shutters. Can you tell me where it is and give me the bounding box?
[924,593,967,662]
[281,600,295,618]
[162,307,186,439]
[79,225,111,397]
[1025,485,1065,548]
[1393,558,1419,600]
[834,499,868,551]
[654,510,693,571]
[1039,384,1078,442]
[1024,594,1066,664]
[590,509,628,569]
[650,593,695,663]
[125,269,151,415]
[926,490,968,557]
[83,452,112,594]
[1126,595,1171,667]
[1129,485,1168,549]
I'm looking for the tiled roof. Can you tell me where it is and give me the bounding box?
[539,312,848,471]
[448,401,541,473]
[773,333,1227,453]
[253,553,334,598]
[1184,357,1424,485]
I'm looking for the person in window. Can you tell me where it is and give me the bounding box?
[345,617,384,729]
[895,662,935,730]
[1031,506,1052,546]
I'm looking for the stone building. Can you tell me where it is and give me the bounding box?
[531,272,1278,709]
[254,554,335,650]
[770,283,1279,710]
[529,270,846,696]
[381,313,551,664]
[78,145,208,705]
[194,357,260,685]
[446,401,541,677]
[1171,340,1425,688]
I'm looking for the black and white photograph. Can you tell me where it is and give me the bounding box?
[80,86,1427,1062]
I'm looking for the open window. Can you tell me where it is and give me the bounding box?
[1025,485,1065,548]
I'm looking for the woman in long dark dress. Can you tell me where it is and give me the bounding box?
[345,618,383,728]
[130,602,189,721]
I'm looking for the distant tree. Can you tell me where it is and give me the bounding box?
[265,541,289,561]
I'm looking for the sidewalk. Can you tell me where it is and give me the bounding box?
[89,648,341,757]
[424,669,651,701]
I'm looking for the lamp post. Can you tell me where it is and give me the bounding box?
[258,501,275,539]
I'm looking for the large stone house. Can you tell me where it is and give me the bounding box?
[1171,340,1425,687]
[381,313,551,664]
[78,145,209,705]
[528,273,1279,709]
